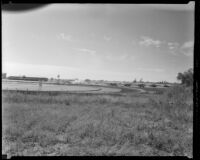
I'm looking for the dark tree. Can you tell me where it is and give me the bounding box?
[150,84,157,87]
[85,79,91,83]
[177,68,193,86]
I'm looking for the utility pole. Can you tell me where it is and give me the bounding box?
[57,74,60,84]
[38,80,42,91]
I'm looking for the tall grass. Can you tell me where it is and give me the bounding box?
[2,85,193,157]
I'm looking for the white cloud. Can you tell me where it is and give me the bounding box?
[180,41,194,56]
[167,41,194,56]
[168,42,179,48]
[56,33,75,42]
[139,36,163,48]
[167,42,180,55]
[137,67,164,72]
[76,48,96,56]
[181,41,194,48]
[103,35,112,41]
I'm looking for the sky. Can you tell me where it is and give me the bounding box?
[2,3,194,82]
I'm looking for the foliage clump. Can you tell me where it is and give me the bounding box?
[177,68,193,86]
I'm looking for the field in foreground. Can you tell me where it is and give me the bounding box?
[2,85,193,157]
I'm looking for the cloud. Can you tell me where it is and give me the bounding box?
[180,41,194,56]
[168,42,179,49]
[137,67,164,72]
[182,41,194,48]
[75,48,96,56]
[167,42,180,55]
[103,35,112,41]
[167,41,194,56]
[139,36,163,48]
[56,33,75,42]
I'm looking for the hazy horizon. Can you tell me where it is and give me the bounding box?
[2,3,194,83]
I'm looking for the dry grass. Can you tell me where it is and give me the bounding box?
[2,85,193,157]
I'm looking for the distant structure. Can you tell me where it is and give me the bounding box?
[7,76,48,81]
[138,84,145,88]
[109,83,118,87]
[57,74,60,84]
[124,83,131,87]
[38,80,43,91]
[158,81,168,84]
[2,73,7,79]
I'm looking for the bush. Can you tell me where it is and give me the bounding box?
[150,84,157,88]
[177,68,193,86]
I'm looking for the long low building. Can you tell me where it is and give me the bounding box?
[7,76,48,81]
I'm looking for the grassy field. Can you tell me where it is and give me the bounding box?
[2,85,193,157]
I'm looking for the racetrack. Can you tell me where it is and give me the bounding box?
[2,80,121,93]
[2,80,167,94]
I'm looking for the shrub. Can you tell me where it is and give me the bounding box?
[163,84,169,87]
[177,68,193,86]
[150,84,157,88]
